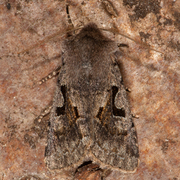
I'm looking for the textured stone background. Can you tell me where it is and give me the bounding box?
[0,0,179,179]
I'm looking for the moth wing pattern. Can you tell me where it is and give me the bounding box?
[91,60,139,171]
[45,23,139,172]
[45,78,86,169]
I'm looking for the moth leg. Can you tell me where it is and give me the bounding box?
[66,2,74,30]
[101,0,118,17]
[65,1,77,37]
[38,66,61,84]
[117,43,129,48]
[132,114,139,119]
[125,87,131,92]
[35,105,52,122]
[124,88,139,118]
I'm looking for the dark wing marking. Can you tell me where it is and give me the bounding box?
[45,84,85,169]
[91,83,139,171]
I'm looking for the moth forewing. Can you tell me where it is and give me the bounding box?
[45,23,139,172]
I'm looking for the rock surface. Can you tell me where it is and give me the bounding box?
[0,0,179,179]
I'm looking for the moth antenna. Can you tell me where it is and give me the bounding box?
[16,24,163,56]
[17,29,67,55]
[17,1,75,56]
[17,28,85,56]
[100,27,164,54]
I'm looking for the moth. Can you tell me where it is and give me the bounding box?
[44,23,139,172]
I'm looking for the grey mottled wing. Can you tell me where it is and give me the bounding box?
[45,82,85,169]
[91,62,139,172]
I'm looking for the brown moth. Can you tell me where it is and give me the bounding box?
[44,23,139,172]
